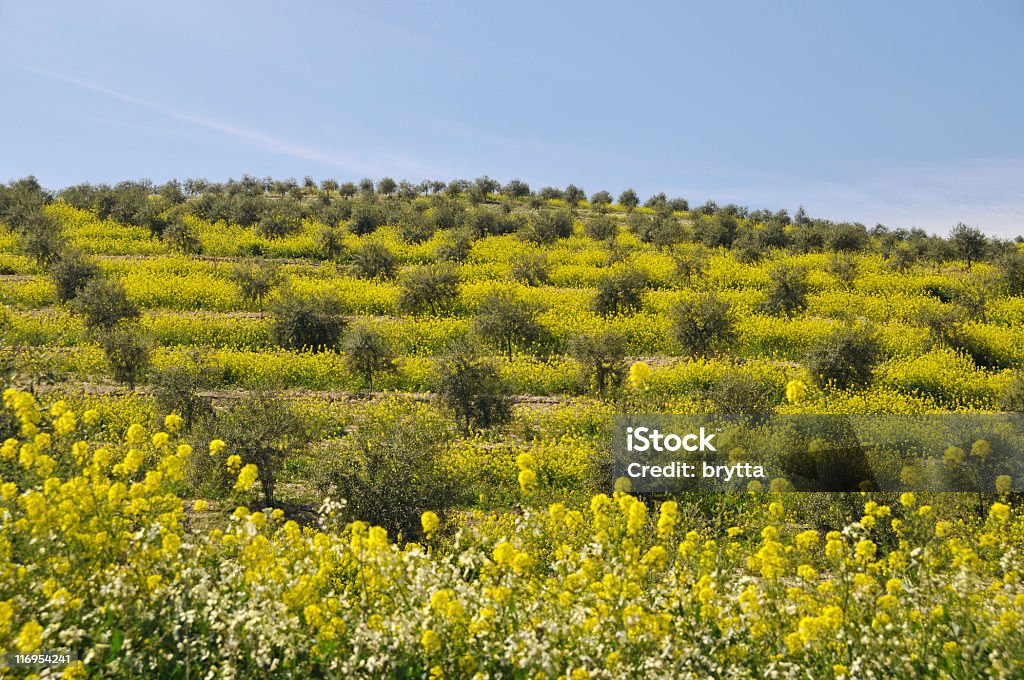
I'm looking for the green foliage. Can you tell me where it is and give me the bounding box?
[628,212,682,246]
[806,323,882,390]
[510,252,550,286]
[75,276,141,331]
[0,176,49,228]
[164,218,203,254]
[316,225,348,260]
[997,247,1024,295]
[563,184,586,209]
[269,286,347,351]
[203,392,305,507]
[349,201,384,235]
[316,398,460,540]
[377,177,397,196]
[469,206,520,237]
[503,179,532,198]
[434,341,513,433]
[430,202,464,230]
[1003,372,1024,412]
[435,226,476,263]
[593,269,647,316]
[707,371,779,416]
[398,207,435,243]
[471,288,547,359]
[256,205,302,239]
[99,320,152,389]
[825,253,858,289]
[569,329,626,398]
[692,213,738,248]
[826,224,869,253]
[349,243,397,280]
[618,188,639,211]
[589,190,612,209]
[51,250,101,303]
[343,324,396,392]
[759,263,809,317]
[670,292,737,358]
[150,349,215,430]
[519,209,573,244]
[951,222,987,268]
[398,264,460,315]
[230,261,280,310]
[584,214,617,241]
[19,212,66,266]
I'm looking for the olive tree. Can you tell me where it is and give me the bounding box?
[570,329,626,398]
[343,324,396,392]
[434,341,513,434]
[75,276,140,331]
[471,289,546,360]
[51,250,101,302]
[209,392,306,508]
[618,189,639,212]
[316,398,460,540]
[269,286,347,351]
[397,264,460,315]
[759,263,809,317]
[593,269,647,316]
[99,321,152,390]
[950,222,987,269]
[805,324,882,390]
[670,292,737,358]
[230,261,280,310]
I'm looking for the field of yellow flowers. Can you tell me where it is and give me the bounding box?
[1,188,1023,677]
[1,390,1022,678]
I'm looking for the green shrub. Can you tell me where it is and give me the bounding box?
[584,215,618,241]
[316,398,460,540]
[348,201,384,235]
[20,212,66,266]
[269,286,347,351]
[569,329,626,398]
[316,225,348,260]
[435,226,476,263]
[805,324,882,390]
[434,341,513,433]
[519,209,573,244]
[99,320,152,389]
[398,264,460,315]
[471,289,547,360]
[75,276,141,331]
[51,250,101,302]
[343,324,396,392]
[593,269,647,316]
[670,292,737,358]
[197,392,305,507]
[230,261,280,310]
[151,349,216,430]
[349,243,397,280]
[165,218,203,254]
[707,372,779,416]
[759,263,809,317]
[1003,372,1024,412]
[510,252,550,286]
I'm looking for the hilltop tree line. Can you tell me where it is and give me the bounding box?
[2,175,1021,270]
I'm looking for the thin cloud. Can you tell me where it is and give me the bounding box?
[22,66,435,177]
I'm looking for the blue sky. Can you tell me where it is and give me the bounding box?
[1,0,1022,237]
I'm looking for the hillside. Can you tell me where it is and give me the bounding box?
[1,176,1022,677]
